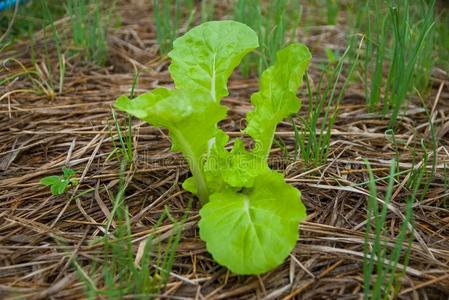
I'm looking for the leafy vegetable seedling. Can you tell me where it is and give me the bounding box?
[115,20,311,275]
[40,167,78,196]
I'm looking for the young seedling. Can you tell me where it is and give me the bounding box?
[115,20,311,275]
[40,166,78,196]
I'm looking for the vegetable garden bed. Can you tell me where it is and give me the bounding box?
[1,1,449,299]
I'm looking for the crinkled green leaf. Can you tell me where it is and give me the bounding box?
[222,139,268,187]
[245,44,312,158]
[168,20,259,103]
[40,175,61,186]
[184,131,228,195]
[199,171,306,275]
[204,131,268,190]
[115,88,227,202]
[116,88,226,158]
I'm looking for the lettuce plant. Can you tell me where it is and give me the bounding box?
[115,20,311,275]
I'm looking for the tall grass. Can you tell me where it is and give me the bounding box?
[200,0,216,23]
[76,194,185,298]
[233,0,261,77]
[76,74,187,298]
[153,0,195,55]
[1,0,112,99]
[76,152,185,298]
[153,0,181,55]
[152,0,301,72]
[435,9,449,74]
[234,0,302,76]
[152,0,220,55]
[357,0,435,127]
[325,0,340,25]
[386,1,435,126]
[40,0,65,95]
[291,41,359,166]
[363,159,416,299]
[110,108,133,163]
[66,0,111,65]
[414,93,438,202]
[1,0,111,66]
[0,1,65,43]
[358,0,435,127]
[108,70,139,163]
[443,163,449,208]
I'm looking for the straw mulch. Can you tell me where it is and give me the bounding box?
[1,1,449,299]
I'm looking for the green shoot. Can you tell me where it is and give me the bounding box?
[200,0,216,22]
[363,159,416,299]
[234,0,302,76]
[153,0,194,55]
[66,0,112,65]
[76,158,186,298]
[292,42,358,166]
[413,90,438,202]
[111,108,133,164]
[40,167,78,196]
[0,1,65,42]
[444,163,449,208]
[435,9,449,73]
[40,0,65,94]
[326,0,340,25]
[358,0,435,126]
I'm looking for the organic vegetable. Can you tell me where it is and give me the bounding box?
[115,20,311,275]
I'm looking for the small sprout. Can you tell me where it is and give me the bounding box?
[40,167,78,196]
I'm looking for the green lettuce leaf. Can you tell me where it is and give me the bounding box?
[115,88,227,202]
[245,44,312,159]
[199,171,306,274]
[204,131,268,190]
[168,20,259,103]
[115,88,172,122]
